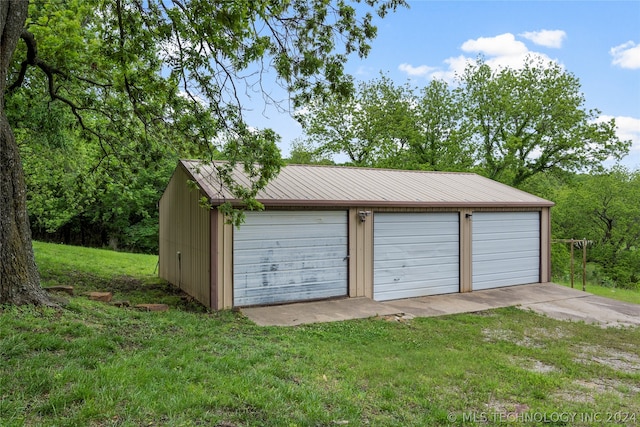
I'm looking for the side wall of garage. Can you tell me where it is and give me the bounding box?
[159,166,211,308]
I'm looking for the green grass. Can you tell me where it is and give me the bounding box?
[555,280,640,305]
[1,242,638,426]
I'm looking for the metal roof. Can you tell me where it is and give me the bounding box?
[180,160,554,208]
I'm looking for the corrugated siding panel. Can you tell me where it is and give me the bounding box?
[158,166,211,308]
[472,212,540,290]
[374,213,460,301]
[233,211,348,306]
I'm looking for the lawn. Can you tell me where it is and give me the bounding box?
[1,242,638,426]
[556,280,640,306]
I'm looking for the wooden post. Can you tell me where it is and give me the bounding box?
[570,239,574,289]
[582,239,587,292]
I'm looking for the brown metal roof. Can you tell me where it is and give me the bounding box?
[180,160,554,208]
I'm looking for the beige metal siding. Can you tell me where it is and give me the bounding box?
[459,209,473,292]
[212,210,234,310]
[159,166,211,308]
[541,207,551,282]
[349,208,373,298]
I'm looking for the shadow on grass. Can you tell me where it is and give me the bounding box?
[41,270,208,313]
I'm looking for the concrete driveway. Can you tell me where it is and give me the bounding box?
[241,283,640,328]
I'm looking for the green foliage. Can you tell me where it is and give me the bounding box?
[543,168,640,289]
[6,0,408,253]
[456,57,630,186]
[298,74,475,170]
[286,138,335,165]
[298,58,628,180]
[550,243,571,281]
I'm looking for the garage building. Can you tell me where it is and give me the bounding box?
[159,160,553,310]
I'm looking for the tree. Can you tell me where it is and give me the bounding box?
[457,57,630,186]
[297,74,415,166]
[286,138,334,165]
[399,79,473,171]
[1,0,406,305]
[297,75,472,171]
[552,168,640,288]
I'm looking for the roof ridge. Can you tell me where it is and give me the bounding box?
[182,159,478,176]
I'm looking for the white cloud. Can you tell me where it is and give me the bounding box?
[606,115,640,151]
[520,30,566,48]
[355,65,376,77]
[597,115,640,168]
[428,55,470,82]
[610,41,640,69]
[398,32,559,83]
[461,33,529,57]
[398,63,437,77]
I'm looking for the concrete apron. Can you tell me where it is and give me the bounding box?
[241,283,640,328]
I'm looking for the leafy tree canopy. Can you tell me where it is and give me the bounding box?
[457,57,630,186]
[297,57,630,185]
[8,0,406,219]
[0,0,406,305]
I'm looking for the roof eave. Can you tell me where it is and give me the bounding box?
[206,198,555,209]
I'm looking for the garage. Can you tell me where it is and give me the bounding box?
[160,160,553,310]
[373,212,460,301]
[472,211,540,290]
[233,210,348,306]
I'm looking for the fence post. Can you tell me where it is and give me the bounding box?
[582,239,587,292]
[569,239,574,288]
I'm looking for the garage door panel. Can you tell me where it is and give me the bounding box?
[375,281,459,300]
[473,248,540,261]
[235,228,345,241]
[474,268,539,287]
[233,257,345,275]
[234,211,347,306]
[233,280,344,306]
[374,213,459,301]
[235,244,347,264]
[472,212,540,290]
[375,252,459,268]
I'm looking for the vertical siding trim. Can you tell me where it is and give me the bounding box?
[348,207,373,298]
[540,207,551,282]
[222,220,234,309]
[348,209,357,297]
[210,209,218,310]
[460,209,472,293]
[364,210,373,298]
[215,211,234,309]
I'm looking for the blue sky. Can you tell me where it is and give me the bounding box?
[248,0,640,169]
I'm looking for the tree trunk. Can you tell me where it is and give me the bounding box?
[1,0,55,306]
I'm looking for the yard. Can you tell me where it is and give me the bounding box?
[0,242,638,426]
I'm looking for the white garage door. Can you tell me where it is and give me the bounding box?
[472,212,540,290]
[374,212,460,301]
[233,211,348,306]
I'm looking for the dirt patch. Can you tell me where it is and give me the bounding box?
[484,399,530,420]
[574,345,640,374]
[510,356,557,373]
[481,328,540,348]
[482,328,515,342]
[555,377,640,404]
